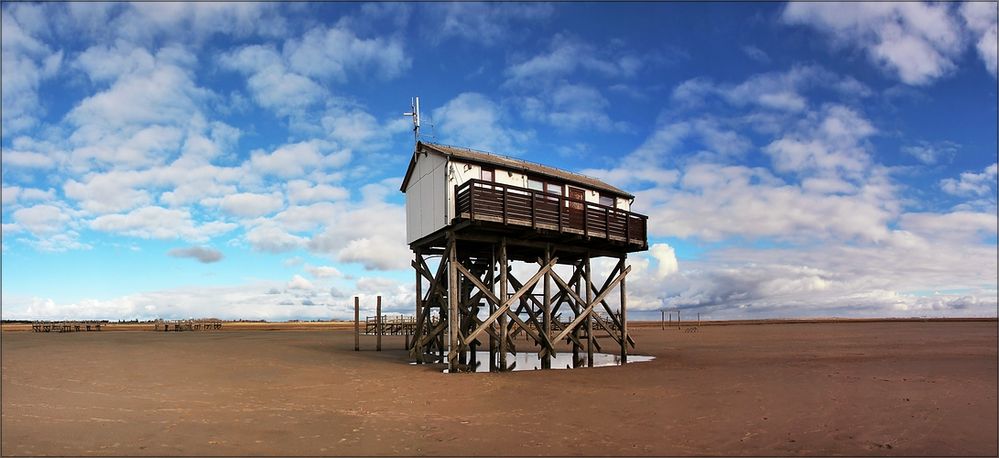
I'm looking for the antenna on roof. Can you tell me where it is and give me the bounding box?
[403,96,420,144]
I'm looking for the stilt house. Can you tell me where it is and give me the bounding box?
[400,141,648,372]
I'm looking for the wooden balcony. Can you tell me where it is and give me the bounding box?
[454,179,648,250]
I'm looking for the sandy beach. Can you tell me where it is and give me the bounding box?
[2,320,995,456]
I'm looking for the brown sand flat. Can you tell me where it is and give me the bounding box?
[2,321,996,456]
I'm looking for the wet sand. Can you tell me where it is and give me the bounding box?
[2,321,996,456]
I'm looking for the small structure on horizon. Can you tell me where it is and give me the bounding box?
[400,138,649,373]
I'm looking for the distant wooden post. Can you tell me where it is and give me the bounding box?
[661,310,665,330]
[376,295,382,352]
[677,310,681,330]
[354,297,360,351]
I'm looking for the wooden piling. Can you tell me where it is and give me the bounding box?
[499,238,508,371]
[620,254,628,364]
[376,296,382,352]
[542,245,552,370]
[354,297,360,351]
[585,253,594,367]
[447,234,460,372]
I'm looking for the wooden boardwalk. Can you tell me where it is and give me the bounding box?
[31,321,105,332]
[153,319,223,331]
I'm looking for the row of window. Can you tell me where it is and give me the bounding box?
[480,167,615,207]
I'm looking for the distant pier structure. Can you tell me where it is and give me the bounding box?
[400,140,649,372]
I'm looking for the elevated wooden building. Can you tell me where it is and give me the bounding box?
[401,141,648,372]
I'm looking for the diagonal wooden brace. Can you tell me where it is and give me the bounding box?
[550,265,631,344]
[458,257,557,347]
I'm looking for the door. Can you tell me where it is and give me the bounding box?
[567,187,585,231]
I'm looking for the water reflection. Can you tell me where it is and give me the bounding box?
[414,352,655,372]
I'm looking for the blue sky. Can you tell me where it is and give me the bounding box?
[2,2,996,321]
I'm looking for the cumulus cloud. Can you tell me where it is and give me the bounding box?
[649,243,679,278]
[782,3,968,85]
[1,5,64,134]
[306,265,344,278]
[167,245,223,263]
[431,3,553,46]
[90,206,236,242]
[940,163,998,198]
[960,2,998,77]
[218,192,284,218]
[504,33,642,87]
[432,92,531,154]
[287,274,313,290]
[901,140,959,164]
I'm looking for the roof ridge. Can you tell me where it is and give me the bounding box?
[421,141,615,190]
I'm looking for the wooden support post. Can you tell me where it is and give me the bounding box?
[354,297,360,351]
[585,253,594,367]
[620,255,628,364]
[542,245,552,369]
[413,249,422,357]
[447,235,459,372]
[489,245,497,372]
[678,310,681,330]
[376,296,382,351]
[661,310,665,330]
[499,238,508,371]
[572,261,581,368]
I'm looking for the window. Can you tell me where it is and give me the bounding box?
[527,178,543,191]
[599,194,615,207]
[545,182,561,195]
[480,168,494,182]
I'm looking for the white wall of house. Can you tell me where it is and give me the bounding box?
[405,152,448,244]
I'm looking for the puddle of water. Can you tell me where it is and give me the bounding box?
[413,351,654,372]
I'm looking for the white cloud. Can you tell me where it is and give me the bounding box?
[782,3,965,85]
[901,140,959,164]
[248,140,345,178]
[284,25,410,82]
[432,92,531,154]
[306,265,344,279]
[518,83,628,132]
[219,44,327,116]
[1,150,57,169]
[741,45,771,63]
[167,246,223,263]
[64,171,153,214]
[285,180,349,204]
[1,6,63,134]
[940,163,998,197]
[961,2,999,77]
[672,65,863,113]
[763,104,875,178]
[432,3,554,45]
[90,206,236,242]
[2,186,55,207]
[649,243,679,278]
[12,204,70,234]
[505,34,642,87]
[218,192,284,218]
[287,274,313,290]
[244,221,307,253]
[308,182,409,271]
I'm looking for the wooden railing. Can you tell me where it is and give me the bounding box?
[454,179,647,247]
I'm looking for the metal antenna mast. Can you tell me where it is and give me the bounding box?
[403,96,420,143]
